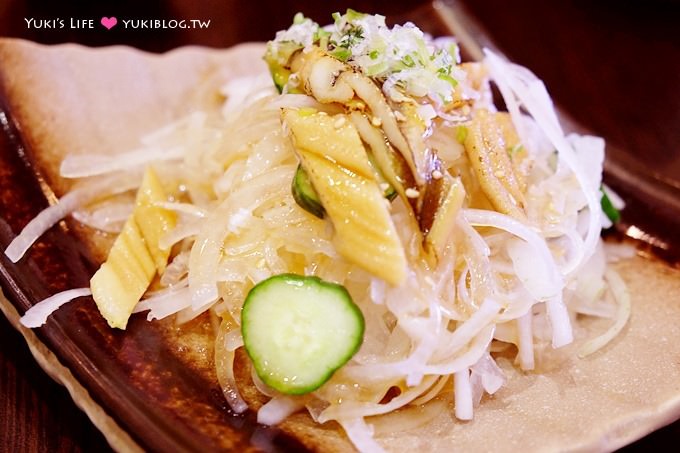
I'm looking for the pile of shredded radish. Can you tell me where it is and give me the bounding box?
[6,35,630,453]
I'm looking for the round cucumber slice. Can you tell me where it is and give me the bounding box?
[241,274,365,395]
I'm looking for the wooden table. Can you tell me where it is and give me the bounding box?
[1,0,678,450]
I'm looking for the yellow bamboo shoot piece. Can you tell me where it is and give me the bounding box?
[423,177,465,261]
[90,167,176,329]
[464,109,527,219]
[133,167,177,273]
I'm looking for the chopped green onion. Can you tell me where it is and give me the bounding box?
[345,8,366,21]
[267,11,463,103]
[331,47,352,61]
[437,73,458,87]
[366,61,389,76]
[402,54,416,68]
[315,28,331,40]
[600,187,621,224]
[293,12,306,25]
[449,43,461,64]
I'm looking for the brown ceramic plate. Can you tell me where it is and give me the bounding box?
[1,2,680,452]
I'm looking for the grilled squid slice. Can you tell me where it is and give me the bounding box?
[464,109,527,219]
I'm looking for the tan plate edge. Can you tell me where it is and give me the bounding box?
[0,288,143,453]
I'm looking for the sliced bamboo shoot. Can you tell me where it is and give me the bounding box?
[464,109,527,218]
[423,177,465,261]
[134,167,177,273]
[90,167,176,329]
[90,217,155,329]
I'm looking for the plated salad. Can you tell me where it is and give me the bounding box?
[6,10,630,452]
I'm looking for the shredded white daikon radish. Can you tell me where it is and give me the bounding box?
[470,353,506,395]
[516,310,535,370]
[215,319,247,413]
[133,287,193,321]
[5,173,140,262]
[155,202,207,218]
[454,368,473,420]
[72,201,133,233]
[258,396,305,425]
[484,49,602,274]
[578,269,631,357]
[435,298,501,360]
[410,375,450,406]
[20,288,92,328]
[340,419,386,453]
[318,376,438,422]
[60,146,184,178]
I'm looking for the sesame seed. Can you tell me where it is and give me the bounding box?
[432,170,443,180]
[334,116,346,128]
[405,188,420,198]
[379,182,390,192]
[288,73,300,87]
[371,116,383,127]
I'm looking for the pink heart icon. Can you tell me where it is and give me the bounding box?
[101,17,118,30]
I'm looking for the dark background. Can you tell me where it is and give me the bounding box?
[1,0,679,451]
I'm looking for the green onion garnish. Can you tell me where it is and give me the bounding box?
[600,187,621,224]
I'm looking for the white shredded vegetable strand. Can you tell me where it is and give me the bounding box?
[72,202,133,233]
[464,209,563,290]
[4,173,140,262]
[410,375,450,406]
[20,288,92,328]
[516,310,535,370]
[418,325,495,377]
[471,353,506,395]
[339,419,386,453]
[318,376,438,422]
[258,396,305,425]
[434,298,501,362]
[484,49,602,273]
[60,146,184,178]
[579,268,631,357]
[454,368,473,420]
[215,319,248,413]
[546,294,574,348]
[133,287,192,321]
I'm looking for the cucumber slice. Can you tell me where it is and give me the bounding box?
[292,164,326,218]
[241,274,365,395]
